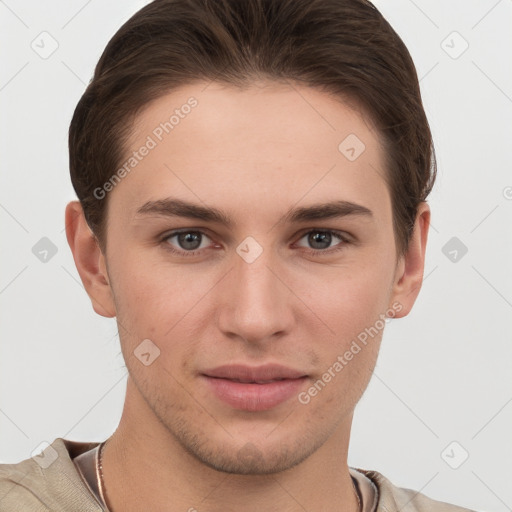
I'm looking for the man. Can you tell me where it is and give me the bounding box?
[0,0,477,510]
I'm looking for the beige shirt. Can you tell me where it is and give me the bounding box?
[0,438,476,512]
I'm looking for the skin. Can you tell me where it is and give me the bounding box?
[66,80,430,512]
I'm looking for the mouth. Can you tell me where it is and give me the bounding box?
[202,363,307,381]
[201,364,309,411]
[211,377,290,384]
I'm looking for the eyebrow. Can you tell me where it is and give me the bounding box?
[134,197,373,227]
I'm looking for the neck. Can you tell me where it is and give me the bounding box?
[101,377,360,512]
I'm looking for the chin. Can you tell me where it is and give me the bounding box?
[173,425,323,475]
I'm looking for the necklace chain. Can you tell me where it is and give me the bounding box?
[98,441,111,511]
[97,441,362,512]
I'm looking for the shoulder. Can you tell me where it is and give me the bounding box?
[0,438,103,512]
[0,454,50,512]
[354,468,477,512]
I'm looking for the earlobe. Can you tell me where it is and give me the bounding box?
[65,201,116,318]
[388,202,431,319]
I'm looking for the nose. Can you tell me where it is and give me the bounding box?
[216,245,295,346]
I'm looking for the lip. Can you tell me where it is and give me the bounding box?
[201,364,309,412]
[202,363,307,381]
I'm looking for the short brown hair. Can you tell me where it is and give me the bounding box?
[69,0,436,258]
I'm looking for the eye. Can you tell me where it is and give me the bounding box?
[160,228,351,257]
[295,229,350,255]
[162,230,214,255]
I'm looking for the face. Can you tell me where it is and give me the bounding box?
[92,81,412,474]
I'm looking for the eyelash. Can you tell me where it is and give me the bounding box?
[160,229,351,257]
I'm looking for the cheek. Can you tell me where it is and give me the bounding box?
[292,259,391,403]
[112,252,183,313]
[300,262,392,344]
[109,255,174,340]
[110,254,216,357]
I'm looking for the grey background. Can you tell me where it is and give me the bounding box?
[1,1,511,511]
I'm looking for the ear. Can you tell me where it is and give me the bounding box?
[388,202,431,318]
[65,201,116,318]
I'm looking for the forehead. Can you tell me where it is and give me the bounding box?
[110,80,391,225]
[128,80,380,158]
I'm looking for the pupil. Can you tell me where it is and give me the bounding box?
[179,232,201,250]
[310,231,331,249]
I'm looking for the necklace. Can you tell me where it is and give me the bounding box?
[97,441,362,512]
[97,441,112,511]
